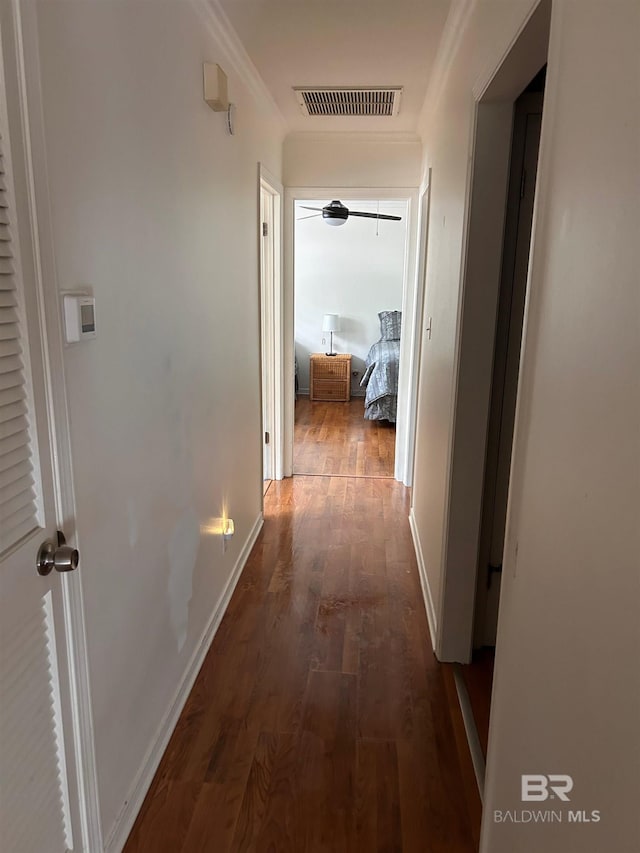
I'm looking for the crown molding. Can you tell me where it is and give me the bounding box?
[285,131,422,146]
[189,0,287,132]
[418,0,479,128]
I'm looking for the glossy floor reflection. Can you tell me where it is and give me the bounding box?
[125,476,479,852]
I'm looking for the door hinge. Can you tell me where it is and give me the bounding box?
[265,431,270,444]
[262,221,268,237]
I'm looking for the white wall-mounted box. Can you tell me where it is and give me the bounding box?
[203,63,228,112]
[63,294,96,343]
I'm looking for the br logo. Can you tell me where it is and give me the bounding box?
[521,775,573,802]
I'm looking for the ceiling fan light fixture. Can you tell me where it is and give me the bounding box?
[322,200,349,225]
[298,200,402,226]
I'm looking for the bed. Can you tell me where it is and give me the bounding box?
[360,311,401,423]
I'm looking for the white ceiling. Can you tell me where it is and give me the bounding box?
[216,0,451,133]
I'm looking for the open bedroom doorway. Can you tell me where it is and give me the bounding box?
[291,196,411,479]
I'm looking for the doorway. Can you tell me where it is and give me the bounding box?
[284,188,420,484]
[434,0,551,665]
[293,197,407,478]
[457,69,546,777]
[473,70,546,650]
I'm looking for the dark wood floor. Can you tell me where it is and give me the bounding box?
[124,473,480,852]
[294,396,395,478]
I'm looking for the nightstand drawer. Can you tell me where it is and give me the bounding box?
[313,361,349,381]
[312,379,349,401]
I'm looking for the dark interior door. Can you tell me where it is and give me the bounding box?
[475,84,545,646]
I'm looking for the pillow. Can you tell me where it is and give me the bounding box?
[379,310,402,341]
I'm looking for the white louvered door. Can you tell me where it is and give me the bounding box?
[0,6,82,852]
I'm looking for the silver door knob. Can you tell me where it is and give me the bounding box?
[36,531,79,577]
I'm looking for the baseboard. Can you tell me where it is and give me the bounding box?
[442,665,483,848]
[408,511,485,804]
[408,507,438,651]
[297,389,366,399]
[452,664,486,801]
[103,512,264,853]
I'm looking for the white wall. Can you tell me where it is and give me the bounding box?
[284,132,422,188]
[294,199,406,394]
[411,0,640,850]
[32,0,282,844]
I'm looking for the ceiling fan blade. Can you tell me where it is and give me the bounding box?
[348,211,402,221]
[300,206,324,212]
[297,213,323,221]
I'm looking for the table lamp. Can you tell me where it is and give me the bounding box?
[322,313,340,356]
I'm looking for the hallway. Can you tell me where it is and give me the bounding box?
[6,3,633,850]
[124,474,479,851]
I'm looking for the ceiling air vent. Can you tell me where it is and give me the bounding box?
[293,87,402,117]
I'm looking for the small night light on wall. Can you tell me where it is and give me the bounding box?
[200,516,235,550]
[222,518,235,541]
[203,62,235,135]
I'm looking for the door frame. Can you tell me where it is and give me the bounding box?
[284,186,419,484]
[258,164,284,482]
[13,2,103,847]
[407,169,432,488]
[473,90,544,649]
[435,0,551,662]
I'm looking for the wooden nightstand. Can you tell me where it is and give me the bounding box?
[309,353,352,402]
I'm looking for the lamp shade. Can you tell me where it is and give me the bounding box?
[322,313,340,333]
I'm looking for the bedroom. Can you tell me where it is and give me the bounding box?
[293,197,410,478]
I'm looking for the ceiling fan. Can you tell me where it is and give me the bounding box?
[298,199,402,227]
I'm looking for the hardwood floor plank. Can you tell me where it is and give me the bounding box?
[298,670,358,852]
[179,782,245,853]
[355,739,404,852]
[231,732,294,853]
[254,734,301,853]
[125,778,200,852]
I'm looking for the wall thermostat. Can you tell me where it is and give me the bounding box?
[63,295,96,343]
